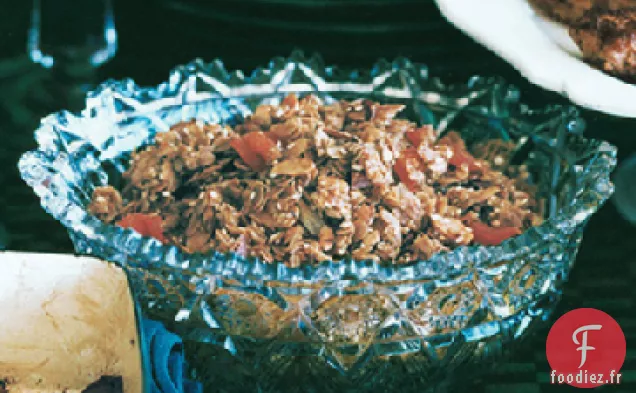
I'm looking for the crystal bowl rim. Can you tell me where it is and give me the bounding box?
[18,52,618,284]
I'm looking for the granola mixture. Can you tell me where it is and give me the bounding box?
[89,94,543,267]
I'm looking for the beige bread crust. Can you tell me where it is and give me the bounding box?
[0,252,142,393]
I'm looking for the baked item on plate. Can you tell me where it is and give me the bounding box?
[570,7,636,79]
[529,0,636,80]
[528,0,633,25]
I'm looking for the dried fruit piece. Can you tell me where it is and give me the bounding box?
[230,137,266,171]
[91,94,542,268]
[117,213,166,243]
[243,131,282,163]
[405,125,435,147]
[438,131,482,172]
[469,221,521,246]
[449,147,481,172]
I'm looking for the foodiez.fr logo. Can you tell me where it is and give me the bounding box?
[546,308,626,388]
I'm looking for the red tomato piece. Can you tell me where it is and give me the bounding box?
[449,147,481,172]
[230,137,266,171]
[469,221,521,246]
[394,157,416,191]
[282,93,299,108]
[117,213,167,243]
[405,126,434,147]
[401,147,421,160]
[265,132,281,143]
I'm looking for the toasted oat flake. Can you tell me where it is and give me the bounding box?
[271,158,317,177]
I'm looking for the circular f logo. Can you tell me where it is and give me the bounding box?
[546,308,626,388]
[573,324,602,368]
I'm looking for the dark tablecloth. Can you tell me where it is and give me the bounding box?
[0,1,634,392]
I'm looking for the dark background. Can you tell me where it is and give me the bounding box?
[0,1,634,392]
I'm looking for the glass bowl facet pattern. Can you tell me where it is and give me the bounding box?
[19,52,617,393]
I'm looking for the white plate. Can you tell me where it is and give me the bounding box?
[435,0,636,118]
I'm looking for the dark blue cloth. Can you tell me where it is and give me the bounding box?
[141,319,202,393]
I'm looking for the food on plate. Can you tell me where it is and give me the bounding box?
[570,7,636,79]
[527,0,633,25]
[88,94,543,267]
[528,0,636,79]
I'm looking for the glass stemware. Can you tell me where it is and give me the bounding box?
[27,0,117,69]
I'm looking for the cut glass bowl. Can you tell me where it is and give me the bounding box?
[19,52,617,393]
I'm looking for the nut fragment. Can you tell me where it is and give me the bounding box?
[89,186,122,223]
